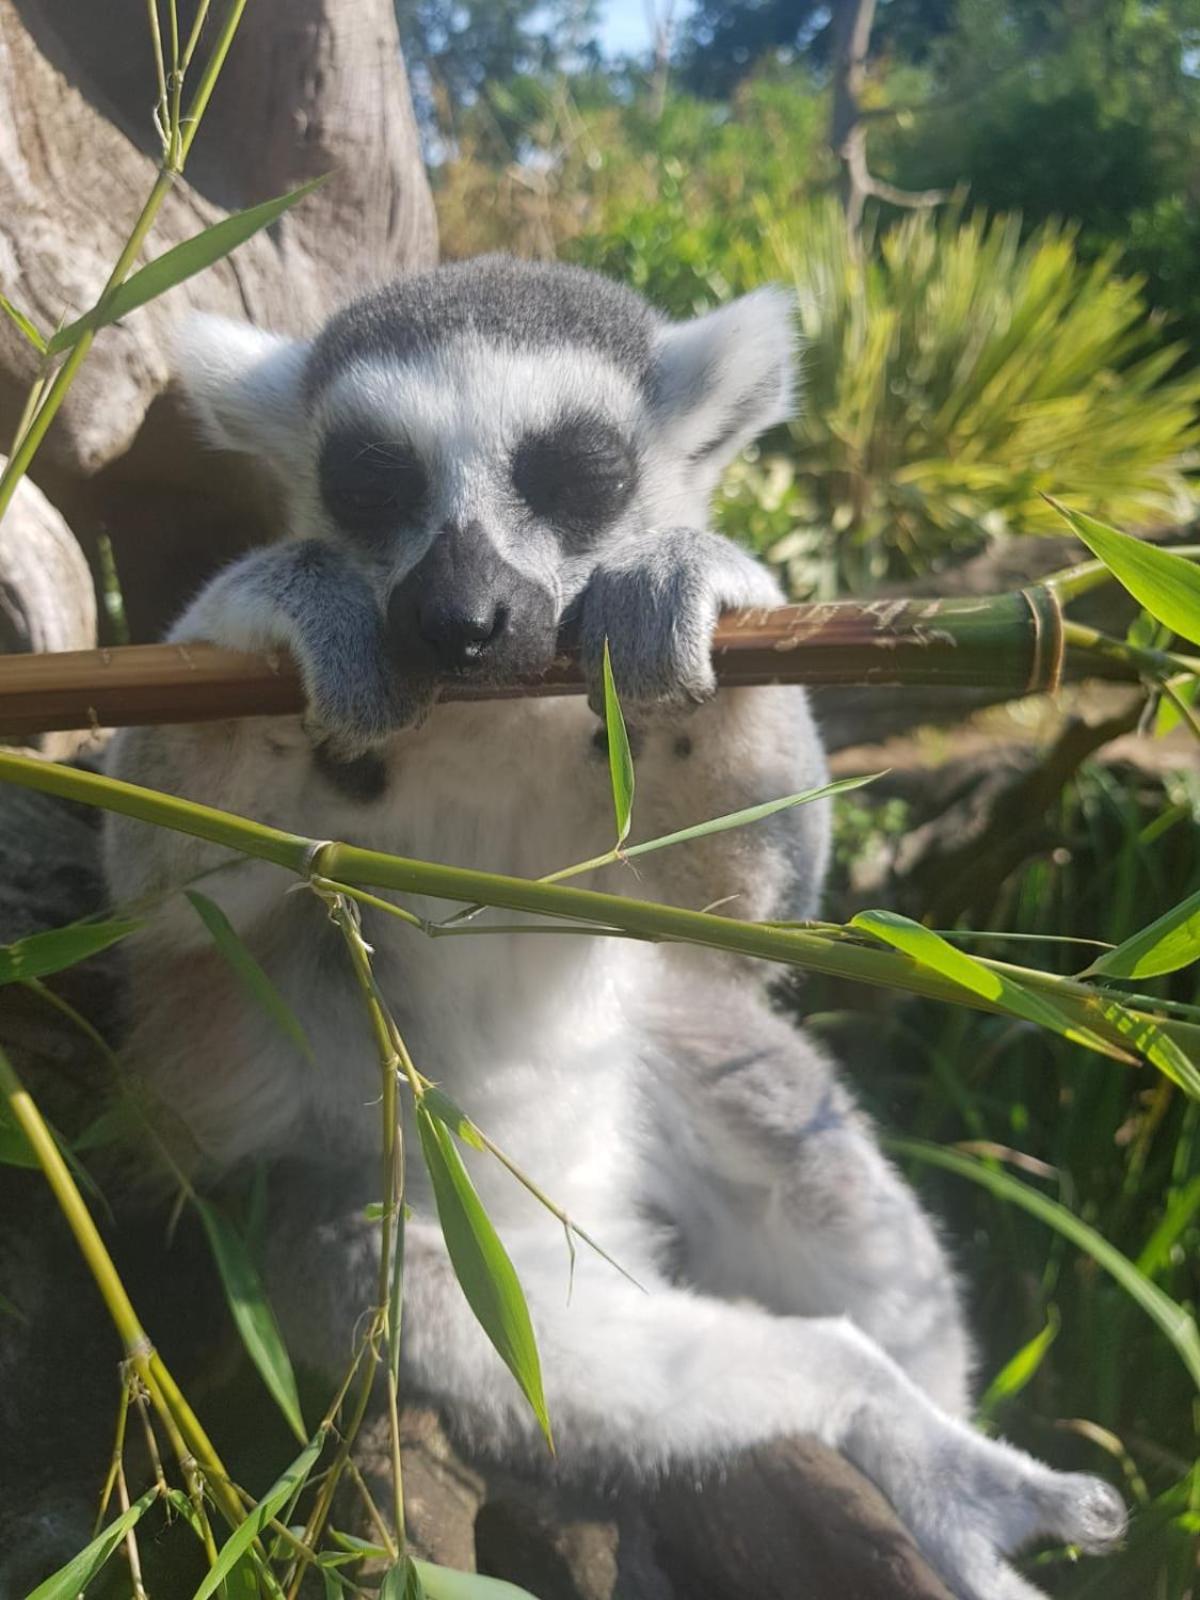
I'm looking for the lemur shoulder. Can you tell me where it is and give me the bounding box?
[99,256,1124,1600]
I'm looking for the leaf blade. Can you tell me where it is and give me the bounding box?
[601,639,635,846]
[1083,887,1200,980]
[623,773,880,862]
[414,1561,541,1600]
[417,1103,552,1447]
[1050,498,1200,647]
[48,177,328,355]
[186,890,315,1066]
[890,1138,1200,1395]
[850,909,1132,1062]
[0,293,47,353]
[0,918,140,986]
[190,1431,327,1600]
[195,1197,306,1443]
[26,1488,158,1600]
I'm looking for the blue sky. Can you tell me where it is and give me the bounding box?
[597,0,696,58]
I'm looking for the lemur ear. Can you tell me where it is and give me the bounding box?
[173,314,310,462]
[649,286,797,468]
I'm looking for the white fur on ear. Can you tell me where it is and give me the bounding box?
[173,313,310,463]
[649,286,798,469]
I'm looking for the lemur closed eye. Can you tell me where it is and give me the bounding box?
[99,256,1123,1599]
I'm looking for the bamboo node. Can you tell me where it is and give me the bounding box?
[302,839,336,880]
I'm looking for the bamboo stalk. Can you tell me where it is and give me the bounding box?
[0,589,1064,736]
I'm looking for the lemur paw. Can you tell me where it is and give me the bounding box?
[300,654,428,760]
[579,527,778,720]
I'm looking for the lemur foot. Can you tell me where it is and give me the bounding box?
[884,1425,1126,1600]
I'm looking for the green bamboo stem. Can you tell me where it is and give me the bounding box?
[0,0,248,527]
[0,1043,244,1530]
[0,749,1192,1074]
[1062,620,1200,683]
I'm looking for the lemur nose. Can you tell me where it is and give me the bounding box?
[418,600,509,667]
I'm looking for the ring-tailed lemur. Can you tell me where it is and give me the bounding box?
[103,256,1124,1599]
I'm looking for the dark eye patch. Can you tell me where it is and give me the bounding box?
[511,415,637,539]
[319,427,428,537]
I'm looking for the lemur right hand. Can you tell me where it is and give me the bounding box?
[169,542,419,756]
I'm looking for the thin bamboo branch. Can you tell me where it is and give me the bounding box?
[0,589,1065,735]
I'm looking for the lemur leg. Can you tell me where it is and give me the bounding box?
[261,1175,1124,1600]
[634,979,974,1416]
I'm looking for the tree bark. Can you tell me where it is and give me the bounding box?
[0,0,437,636]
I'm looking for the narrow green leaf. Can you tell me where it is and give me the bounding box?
[1083,888,1200,980]
[0,293,47,353]
[186,891,315,1065]
[1049,498,1200,647]
[417,1102,552,1447]
[382,1559,426,1600]
[0,918,139,985]
[601,639,635,845]
[47,177,328,355]
[1156,675,1199,736]
[26,1487,158,1599]
[978,1308,1060,1418]
[414,1562,541,1600]
[1136,1175,1200,1280]
[890,1138,1200,1395]
[72,1100,141,1153]
[850,909,1130,1062]
[0,1102,110,1205]
[195,1198,306,1442]
[623,773,881,862]
[422,1086,486,1150]
[190,1430,327,1600]
[167,1488,263,1598]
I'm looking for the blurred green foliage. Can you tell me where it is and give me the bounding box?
[413,0,1200,594]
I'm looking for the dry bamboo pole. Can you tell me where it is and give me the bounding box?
[0,589,1065,737]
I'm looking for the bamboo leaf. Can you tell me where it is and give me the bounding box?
[195,1198,306,1442]
[850,909,1130,1061]
[26,1487,158,1600]
[889,1138,1200,1394]
[382,1559,426,1600]
[623,773,881,862]
[1136,1175,1200,1279]
[978,1308,1060,1418]
[601,639,634,846]
[0,293,47,353]
[47,177,328,355]
[0,919,140,985]
[72,1100,141,1152]
[1050,499,1200,647]
[186,891,315,1065]
[1156,675,1198,736]
[417,1103,552,1447]
[414,1562,541,1600]
[190,1431,327,1600]
[1083,888,1200,980]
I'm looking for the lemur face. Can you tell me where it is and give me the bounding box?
[177,256,796,685]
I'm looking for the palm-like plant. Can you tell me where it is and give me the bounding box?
[758,201,1200,594]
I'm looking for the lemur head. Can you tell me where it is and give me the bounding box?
[179,255,795,682]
